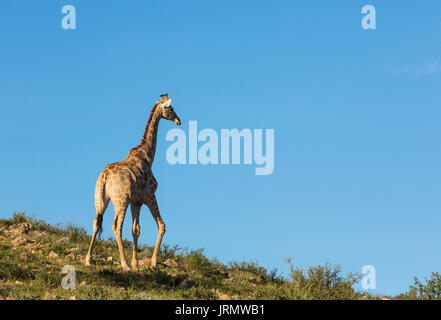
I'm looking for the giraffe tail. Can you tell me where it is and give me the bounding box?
[94,170,109,237]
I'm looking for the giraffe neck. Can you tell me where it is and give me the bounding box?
[130,103,162,168]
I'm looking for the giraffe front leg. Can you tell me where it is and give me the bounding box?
[146,196,165,268]
[112,204,130,271]
[130,204,141,270]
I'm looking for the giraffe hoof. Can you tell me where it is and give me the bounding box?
[121,264,130,272]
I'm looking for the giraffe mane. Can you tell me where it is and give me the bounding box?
[129,102,160,154]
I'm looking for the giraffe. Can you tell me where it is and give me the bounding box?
[85,94,181,271]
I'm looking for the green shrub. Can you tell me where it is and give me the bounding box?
[63,223,89,243]
[284,258,361,300]
[401,273,441,300]
[11,212,28,224]
[229,260,268,278]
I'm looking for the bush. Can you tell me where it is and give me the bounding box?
[284,258,362,300]
[229,260,268,278]
[11,212,28,224]
[401,273,441,300]
[63,223,88,243]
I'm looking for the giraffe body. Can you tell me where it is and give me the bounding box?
[99,160,157,208]
[85,95,181,271]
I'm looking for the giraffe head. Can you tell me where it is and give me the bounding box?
[158,94,181,125]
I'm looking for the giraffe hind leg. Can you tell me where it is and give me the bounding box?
[112,200,130,271]
[85,196,109,266]
[130,204,141,270]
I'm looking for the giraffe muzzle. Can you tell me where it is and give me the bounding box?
[174,117,181,125]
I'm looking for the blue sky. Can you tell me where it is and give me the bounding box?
[1,1,441,296]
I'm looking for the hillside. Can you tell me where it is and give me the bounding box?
[0,212,437,300]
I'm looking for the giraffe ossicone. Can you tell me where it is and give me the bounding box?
[85,94,181,271]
